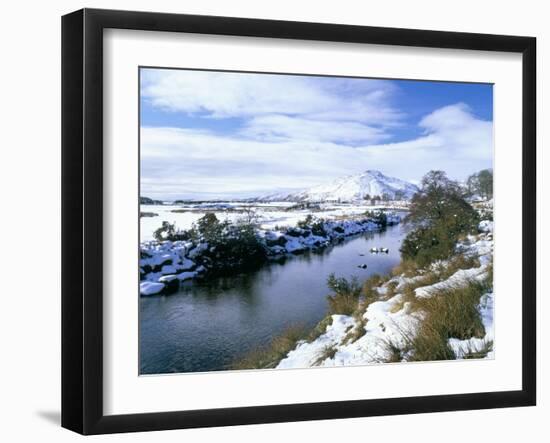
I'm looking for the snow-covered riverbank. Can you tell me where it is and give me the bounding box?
[140,212,401,296]
[276,221,494,368]
[140,201,406,241]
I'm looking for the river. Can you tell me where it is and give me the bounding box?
[139,222,406,374]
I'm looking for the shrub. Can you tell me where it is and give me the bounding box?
[365,210,387,227]
[326,274,362,315]
[154,214,269,275]
[196,213,226,242]
[297,214,314,229]
[401,170,479,267]
[311,220,327,237]
[153,221,193,242]
[201,219,267,275]
[466,169,493,200]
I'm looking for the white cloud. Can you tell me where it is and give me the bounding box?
[358,103,493,180]
[141,103,492,199]
[141,69,401,125]
[240,114,390,144]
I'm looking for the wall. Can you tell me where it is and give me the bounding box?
[0,1,545,441]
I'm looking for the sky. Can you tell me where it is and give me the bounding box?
[140,68,493,200]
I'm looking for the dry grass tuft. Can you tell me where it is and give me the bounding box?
[462,340,493,359]
[408,279,488,362]
[231,325,307,370]
[313,344,338,366]
[307,315,334,343]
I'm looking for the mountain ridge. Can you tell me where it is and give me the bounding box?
[259,170,419,202]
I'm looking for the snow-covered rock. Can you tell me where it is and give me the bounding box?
[478,220,494,233]
[140,281,165,296]
[178,258,196,271]
[158,274,179,294]
[176,271,198,281]
[161,264,178,275]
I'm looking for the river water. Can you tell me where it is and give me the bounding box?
[139,223,406,374]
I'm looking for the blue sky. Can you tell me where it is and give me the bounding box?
[140,68,493,200]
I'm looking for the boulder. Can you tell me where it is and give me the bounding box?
[158,275,180,294]
[176,271,198,282]
[140,281,165,296]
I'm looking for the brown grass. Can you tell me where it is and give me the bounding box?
[231,325,307,370]
[327,292,359,316]
[408,279,488,362]
[307,316,334,342]
[313,344,338,366]
[462,340,493,359]
[381,338,405,363]
[342,315,367,345]
[391,259,420,277]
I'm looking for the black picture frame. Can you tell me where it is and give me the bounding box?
[62,8,536,435]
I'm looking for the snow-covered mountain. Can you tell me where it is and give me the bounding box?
[261,170,419,202]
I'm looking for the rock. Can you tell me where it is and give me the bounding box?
[178,258,195,271]
[266,235,288,247]
[140,281,165,296]
[158,275,180,294]
[267,245,287,255]
[161,264,178,275]
[176,271,198,282]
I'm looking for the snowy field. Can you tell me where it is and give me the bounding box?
[140,202,405,241]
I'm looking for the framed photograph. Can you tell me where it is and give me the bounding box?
[62,8,536,434]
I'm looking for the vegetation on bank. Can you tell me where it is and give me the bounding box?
[231,325,308,370]
[401,170,480,267]
[146,208,395,283]
[406,277,490,361]
[154,213,267,276]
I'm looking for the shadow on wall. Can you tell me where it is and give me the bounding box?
[36,410,60,426]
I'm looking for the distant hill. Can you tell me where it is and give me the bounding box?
[140,196,164,205]
[259,170,418,202]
